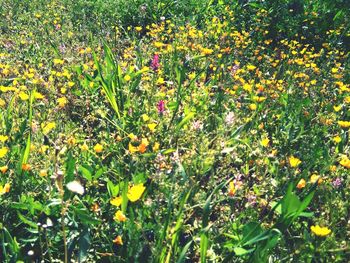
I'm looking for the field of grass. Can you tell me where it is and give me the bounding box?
[0,0,349,262]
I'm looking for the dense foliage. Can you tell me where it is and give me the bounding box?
[0,0,349,262]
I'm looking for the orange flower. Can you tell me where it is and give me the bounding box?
[114,210,127,222]
[228,181,236,197]
[297,179,306,189]
[22,163,31,171]
[0,165,8,174]
[113,235,123,245]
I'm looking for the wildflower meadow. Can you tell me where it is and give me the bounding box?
[0,0,349,262]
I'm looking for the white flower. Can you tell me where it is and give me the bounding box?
[66,181,85,195]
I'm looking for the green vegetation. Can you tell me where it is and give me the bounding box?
[0,0,349,262]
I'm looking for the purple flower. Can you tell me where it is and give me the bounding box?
[157,100,165,114]
[332,177,343,188]
[230,64,240,76]
[150,54,160,71]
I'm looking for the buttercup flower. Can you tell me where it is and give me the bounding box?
[94,143,103,153]
[289,156,301,167]
[310,225,331,237]
[114,210,127,222]
[127,183,146,202]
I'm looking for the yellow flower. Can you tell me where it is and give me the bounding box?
[0,183,10,195]
[128,143,139,153]
[297,179,306,189]
[310,225,331,237]
[260,137,270,147]
[80,143,89,151]
[141,114,150,122]
[153,142,160,152]
[246,64,256,71]
[333,105,342,112]
[113,235,123,245]
[333,136,341,143]
[201,48,213,56]
[19,91,29,101]
[42,122,56,135]
[94,143,103,153]
[34,91,44,99]
[147,123,157,132]
[156,77,165,85]
[0,135,9,142]
[249,103,257,110]
[0,147,9,158]
[339,156,350,169]
[135,26,142,32]
[127,183,146,202]
[329,165,337,172]
[114,210,127,222]
[110,196,122,207]
[53,58,64,65]
[124,75,131,82]
[243,83,252,92]
[228,181,236,197]
[67,137,76,146]
[39,169,48,177]
[57,97,67,108]
[0,98,6,107]
[310,174,322,184]
[289,156,301,167]
[338,121,350,128]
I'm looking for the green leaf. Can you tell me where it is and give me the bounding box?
[17,212,38,229]
[78,228,90,262]
[66,151,76,182]
[74,208,100,226]
[107,179,119,197]
[241,222,263,245]
[78,165,92,181]
[234,247,253,256]
[176,112,195,132]
[176,240,192,263]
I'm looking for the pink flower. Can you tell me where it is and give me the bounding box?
[157,100,165,114]
[150,54,160,71]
